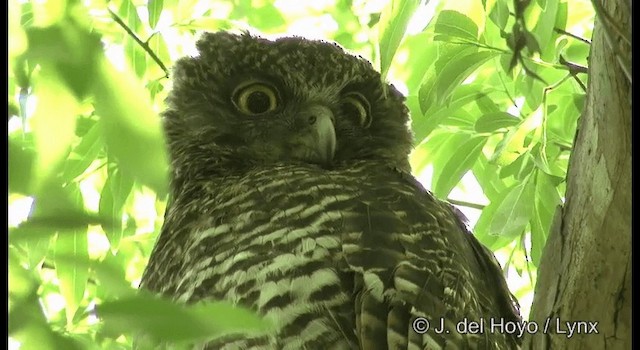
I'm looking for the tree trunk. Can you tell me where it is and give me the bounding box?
[523,0,631,349]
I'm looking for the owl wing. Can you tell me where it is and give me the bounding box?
[340,167,521,349]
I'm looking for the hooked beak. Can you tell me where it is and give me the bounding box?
[293,105,336,165]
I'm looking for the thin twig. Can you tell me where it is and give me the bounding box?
[570,73,587,93]
[493,57,523,117]
[107,8,170,78]
[445,39,511,55]
[552,141,573,152]
[557,56,588,93]
[558,55,588,75]
[71,161,108,185]
[553,28,591,45]
[447,198,486,210]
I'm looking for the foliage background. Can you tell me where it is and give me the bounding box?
[8,0,594,348]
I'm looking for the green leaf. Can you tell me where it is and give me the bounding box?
[475,112,521,132]
[418,45,476,114]
[491,107,542,165]
[442,109,476,128]
[499,151,528,179]
[126,41,147,79]
[545,92,581,143]
[9,0,27,58]
[433,135,487,197]
[416,84,484,139]
[98,295,273,344]
[378,0,422,79]
[12,212,106,241]
[434,44,478,75]
[434,10,479,42]
[9,248,39,300]
[473,190,514,250]
[425,132,470,189]
[475,93,501,114]
[61,122,104,184]
[516,70,545,111]
[9,278,84,350]
[10,191,87,349]
[532,0,560,60]
[177,17,234,31]
[516,153,535,180]
[30,0,66,27]
[93,252,138,299]
[564,39,590,63]
[499,51,514,78]
[529,171,561,266]
[146,78,165,100]
[26,24,102,100]
[548,0,568,61]
[119,0,146,78]
[410,132,450,174]
[12,182,106,245]
[489,176,535,238]
[530,200,549,266]
[535,170,562,213]
[99,164,135,248]
[488,0,509,30]
[13,54,32,92]
[55,227,89,325]
[13,227,51,270]
[572,93,586,112]
[147,0,163,29]
[147,33,171,75]
[397,32,438,92]
[472,155,507,201]
[30,68,79,191]
[118,0,141,31]
[245,3,286,30]
[9,133,36,194]
[434,51,496,106]
[93,57,169,195]
[531,143,567,177]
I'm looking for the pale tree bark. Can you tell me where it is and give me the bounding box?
[522,0,631,349]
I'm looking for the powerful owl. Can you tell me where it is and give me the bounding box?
[140,32,521,349]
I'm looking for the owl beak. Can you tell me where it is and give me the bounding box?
[300,105,336,165]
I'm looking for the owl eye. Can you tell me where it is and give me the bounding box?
[233,83,279,115]
[342,92,371,128]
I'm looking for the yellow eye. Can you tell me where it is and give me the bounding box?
[233,83,279,115]
[342,92,371,128]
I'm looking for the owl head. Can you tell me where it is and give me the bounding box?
[163,31,413,182]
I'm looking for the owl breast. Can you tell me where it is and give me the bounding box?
[144,161,517,350]
[167,164,369,349]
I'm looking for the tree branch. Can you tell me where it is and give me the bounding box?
[107,8,170,78]
[557,56,588,92]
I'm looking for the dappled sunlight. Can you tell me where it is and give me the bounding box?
[9,0,595,346]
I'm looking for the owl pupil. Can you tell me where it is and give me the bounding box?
[247,91,270,113]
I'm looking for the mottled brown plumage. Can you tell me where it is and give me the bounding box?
[141,32,521,349]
